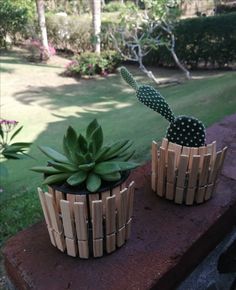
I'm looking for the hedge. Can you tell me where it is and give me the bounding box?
[144,12,236,69]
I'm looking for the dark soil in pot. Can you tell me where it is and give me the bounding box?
[49,170,130,196]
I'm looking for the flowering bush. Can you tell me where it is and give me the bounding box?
[0,119,31,177]
[46,14,92,54]
[64,50,122,78]
[25,39,56,61]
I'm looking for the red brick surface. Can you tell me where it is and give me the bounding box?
[3,114,236,290]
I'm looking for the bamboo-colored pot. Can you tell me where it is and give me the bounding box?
[38,179,135,258]
[151,138,227,205]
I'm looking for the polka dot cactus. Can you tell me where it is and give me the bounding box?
[120,67,206,147]
[166,116,206,147]
[137,85,175,123]
[120,66,139,91]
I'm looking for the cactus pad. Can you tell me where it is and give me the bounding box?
[137,85,175,123]
[120,67,139,91]
[166,116,206,147]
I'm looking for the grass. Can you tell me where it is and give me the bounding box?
[1,48,236,246]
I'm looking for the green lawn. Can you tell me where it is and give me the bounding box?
[1,49,236,245]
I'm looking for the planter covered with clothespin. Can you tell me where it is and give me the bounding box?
[151,139,227,205]
[32,119,138,258]
[120,67,227,205]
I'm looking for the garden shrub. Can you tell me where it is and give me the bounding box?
[64,50,122,77]
[144,12,236,69]
[0,0,29,48]
[46,14,119,54]
[215,4,236,14]
[46,14,92,53]
[25,39,56,61]
[102,1,125,12]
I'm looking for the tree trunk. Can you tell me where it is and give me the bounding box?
[139,57,179,85]
[35,0,49,59]
[168,32,191,80]
[91,0,101,53]
[170,48,191,80]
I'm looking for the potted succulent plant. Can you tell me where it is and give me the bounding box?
[32,119,138,258]
[120,67,227,205]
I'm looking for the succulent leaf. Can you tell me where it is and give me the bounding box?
[75,152,87,164]
[90,125,103,155]
[94,146,110,162]
[48,161,77,172]
[101,172,121,182]
[94,162,120,175]
[39,146,70,164]
[63,136,72,161]
[85,152,93,163]
[31,166,61,174]
[66,126,77,149]
[67,171,87,186]
[115,161,139,171]
[78,162,95,172]
[120,66,139,91]
[115,150,135,161]
[104,140,131,160]
[77,134,88,154]
[43,173,71,185]
[86,119,99,139]
[86,173,101,192]
[63,126,78,162]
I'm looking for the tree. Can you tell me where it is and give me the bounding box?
[91,0,101,53]
[110,0,190,84]
[35,0,49,59]
[144,0,190,79]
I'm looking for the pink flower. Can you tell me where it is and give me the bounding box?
[101,70,108,77]
[0,119,18,132]
[65,60,78,69]
[49,45,56,56]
